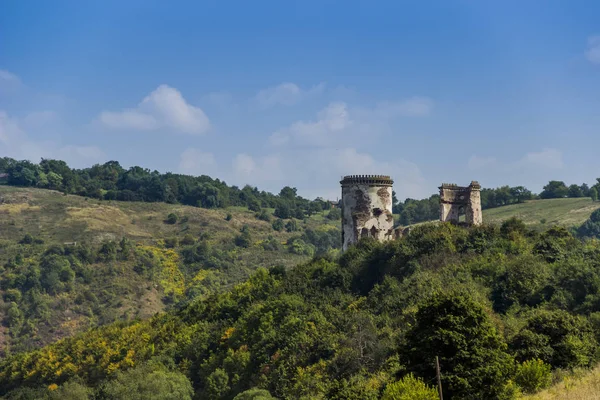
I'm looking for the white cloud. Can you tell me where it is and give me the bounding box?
[269,97,432,148]
[98,85,210,135]
[585,36,600,65]
[228,147,427,201]
[0,110,105,167]
[232,153,284,182]
[0,111,23,144]
[255,82,325,108]
[270,102,352,147]
[0,69,21,85]
[178,148,216,175]
[520,148,563,169]
[22,111,59,129]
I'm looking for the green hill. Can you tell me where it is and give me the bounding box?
[483,198,600,229]
[0,186,340,354]
[2,221,600,399]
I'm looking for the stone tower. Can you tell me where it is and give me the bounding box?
[439,181,482,225]
[340,175,395,251]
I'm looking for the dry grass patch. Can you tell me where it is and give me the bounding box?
[523,366,600,400]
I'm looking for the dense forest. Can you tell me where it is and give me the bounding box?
[4,216,600,398]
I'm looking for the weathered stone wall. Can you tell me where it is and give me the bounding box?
[439,181,482,226]
[340,175,394,251]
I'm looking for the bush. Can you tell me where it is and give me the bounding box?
[164,237,178,248]
[256,209,271,222]
[165,213,178,224]
[285,219,298,232]
[180,234,195,246]
[19,233,34,245]
[514,359,552,394]
[381,374,438,400]
[272,219,284,231]
[327,208,342,220]
[233,388,276,400]
[225,213,233,221]
[262,235,280,251]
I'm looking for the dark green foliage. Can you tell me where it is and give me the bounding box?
[226,213,233,221]
[510,309,599,369]
[491,255,550,313]
[235,225,253,248]
[261,235,280,251]
[577,208,600,238]
[540,180,569,199]
[165,213,178,224]
[164,237,178,248]
[500,217,528,237]
[591,187,598,202]
[285,219,298,232]
[404,291,515,400]
[256,209,271,222]
[272,219,284,231]
[327,208,341,220]
[19,234,34,245]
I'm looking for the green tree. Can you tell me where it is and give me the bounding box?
[568,184,583,198]
[510,309,598,369]
[591,187,598,202]
[165,213,178,224]
[577,208,600,238]
[233,388,277,400]
[272,218,284,231]
[381,374,438,400]
[540,181,568,199]
[100,362,193,400]
[47,172,64,190]
[404,291,515,400]
[514,359,552,394]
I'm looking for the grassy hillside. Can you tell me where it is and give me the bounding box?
[523,366,600,400]
[0,186,340,354]
[483,198,600,229]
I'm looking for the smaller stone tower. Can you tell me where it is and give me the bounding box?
[439,181,482,225]
[340,175,395,251]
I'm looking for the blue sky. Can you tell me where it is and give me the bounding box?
[2,0,600,200]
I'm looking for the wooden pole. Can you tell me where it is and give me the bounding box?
[436,356,443,400]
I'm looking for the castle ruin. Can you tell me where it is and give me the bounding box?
[340,175,395,251]
[439,181,482,225]
[340,176,483,250]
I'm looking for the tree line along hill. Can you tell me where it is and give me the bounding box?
[3,156,599,226]
[3,158,600,398]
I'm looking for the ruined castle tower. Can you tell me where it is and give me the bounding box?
[439,181,482,225]
[340,175,395,251]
